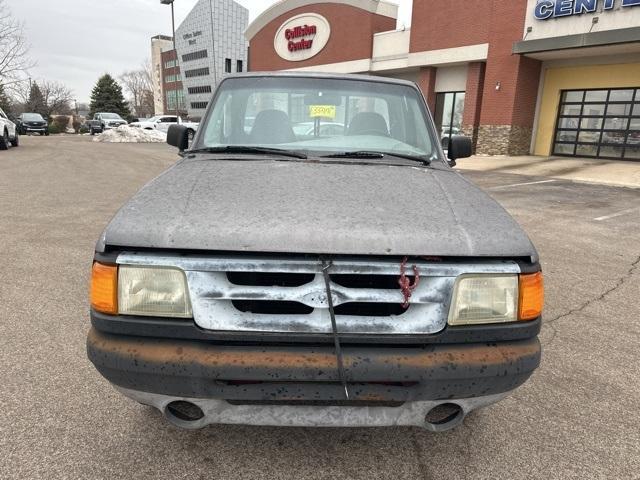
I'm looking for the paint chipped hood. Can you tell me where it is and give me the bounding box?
[100,158,538,262]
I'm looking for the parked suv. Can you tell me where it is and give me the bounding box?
[90,113,127,134]
[0,107,19,150]
[87,73,543,432]
[16,113,49,136]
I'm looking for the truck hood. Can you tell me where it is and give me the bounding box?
[101,158,538,261]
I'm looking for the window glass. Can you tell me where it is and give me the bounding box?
[562,91,584,102]
[580,117,602,130]
[606,104,632,116]
[199,77,436,159]
[625,146,640,159]
[584,90,608,102]
[561,104,582,116]
[599,146,623,158]
[554,144,575,155]
[602,131,626,144]
[582,104,606,117]
[578,131,600,143]
[633,104,640,116]
[556,131,577,142]
[609,90,634,102]
[576,144,599,156]
[558,117,579,129]
[604,118,628,130]
[630,118,640,130]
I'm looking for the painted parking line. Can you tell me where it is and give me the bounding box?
[489,179,558,190]
[594,207,640,222]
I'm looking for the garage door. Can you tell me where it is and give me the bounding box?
[553,88,640,161]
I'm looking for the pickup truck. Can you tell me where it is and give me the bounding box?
[89,112,127,135]
[87,73,543,432]
[0,107,19,149]
[129,115,199,140]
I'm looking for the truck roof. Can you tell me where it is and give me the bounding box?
[224,71,419,89]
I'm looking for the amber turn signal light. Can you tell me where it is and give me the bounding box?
[518,272,544,321]
[91,262,118,315]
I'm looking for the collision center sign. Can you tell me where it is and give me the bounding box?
[274,13,331,61]
[534,0,640,20]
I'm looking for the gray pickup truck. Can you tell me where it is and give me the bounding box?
[87,73,543,432]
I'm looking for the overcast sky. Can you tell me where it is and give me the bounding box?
[7,0,413,103]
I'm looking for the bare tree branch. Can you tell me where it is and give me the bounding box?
[120,61,155,118]
[0,0,35,84]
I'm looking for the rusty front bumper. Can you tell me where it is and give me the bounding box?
[87,328,540,403]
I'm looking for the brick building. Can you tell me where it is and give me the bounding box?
[246,0,640,160]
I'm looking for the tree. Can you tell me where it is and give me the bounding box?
[25,82,46,116]
[0,0,34,83]
[0,83,13,117]
[89,74,130,119]
[41,81,73,116]
[120,61,154,118]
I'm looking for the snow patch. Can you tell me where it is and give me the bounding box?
[93,125,167,143]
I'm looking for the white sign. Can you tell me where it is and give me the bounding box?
[274,13,331,62]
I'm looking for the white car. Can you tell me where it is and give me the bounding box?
[130,115,199,140]
[0,107,19,150]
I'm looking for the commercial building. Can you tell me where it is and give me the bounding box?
[151,35,174,116]
[153,0,249,119]
[246,0,640,160]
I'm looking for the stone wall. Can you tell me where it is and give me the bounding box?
[475,125,533,155]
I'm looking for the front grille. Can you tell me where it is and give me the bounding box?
[116,253,521,335]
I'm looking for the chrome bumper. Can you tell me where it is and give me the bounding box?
[116,386,510,432]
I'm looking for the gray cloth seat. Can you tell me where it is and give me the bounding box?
[249,110,296,144]
[348,112,389,136]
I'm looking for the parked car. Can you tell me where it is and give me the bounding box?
[130,115,199,139]
[0,107,19,150]
[87,73,543,432]
[90,113,128,135]
[16,113,49,136]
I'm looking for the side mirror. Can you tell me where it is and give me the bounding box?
[167,124,189,152]
[447,135,473,167]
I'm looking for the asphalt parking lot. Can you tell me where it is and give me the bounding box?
[1,135,639,479]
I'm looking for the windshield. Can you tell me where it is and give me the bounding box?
[101,113,122,120]
[195,76,439,160]
[23,113,44,122]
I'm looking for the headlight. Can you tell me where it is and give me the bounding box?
[448,275,518,326]
[118,265,192,318]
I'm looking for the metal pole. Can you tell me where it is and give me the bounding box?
[171,2,180,119]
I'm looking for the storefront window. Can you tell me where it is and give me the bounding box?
[434,92,465,151]
[553,87,640,161]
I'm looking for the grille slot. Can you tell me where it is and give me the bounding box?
[227,272,315,287]
[232,300,314,315]
[331,274,412,290]
[334,302,408,317]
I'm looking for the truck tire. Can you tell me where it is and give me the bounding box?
[10,131,19,147]
[0,129,9,150]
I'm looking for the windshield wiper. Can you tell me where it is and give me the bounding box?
[323,151,431,165]
[189,146,308,159]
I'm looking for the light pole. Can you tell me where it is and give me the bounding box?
[160,0,180,118]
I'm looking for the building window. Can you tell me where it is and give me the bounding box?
[182,49,208,62]
[166,89,186,111]
[191,101,208,110]
[237,60,243,73]
[225,58,232,73]
[164,59,176,69]
[187,85,212,95]
[164,73,181,83]
[184,67,210,78]
[434,91,466,151]
[553,88,640,160]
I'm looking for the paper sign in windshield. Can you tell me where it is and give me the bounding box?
[309,105,336,119]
